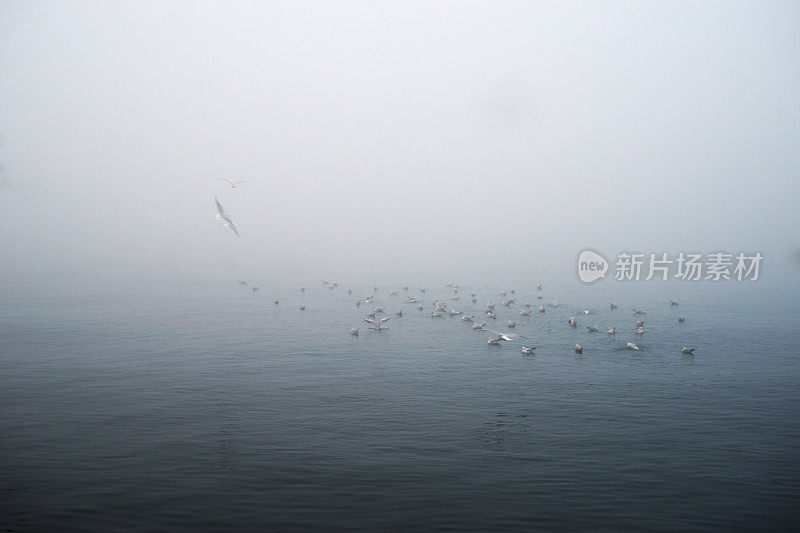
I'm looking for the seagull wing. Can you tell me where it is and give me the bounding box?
[214,197,226,217]
[234,180,248,185]
[221,178,235,187]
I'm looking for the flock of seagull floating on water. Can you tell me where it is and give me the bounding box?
[216,183,694,356]
[234,280,695,357]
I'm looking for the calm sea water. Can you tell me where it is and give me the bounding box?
[2,274,799,531]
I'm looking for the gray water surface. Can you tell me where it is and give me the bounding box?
[2,277,799,530]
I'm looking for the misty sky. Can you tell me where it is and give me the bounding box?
[1,1,798,281]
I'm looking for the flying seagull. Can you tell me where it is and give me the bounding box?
[221,178,248,189]
[214,197,241,237]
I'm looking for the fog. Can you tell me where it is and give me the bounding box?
[1,1,798,284]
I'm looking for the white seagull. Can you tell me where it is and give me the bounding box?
[487,330,518,345]
[627,342,639,350]
[220,178,248,189]
[681,347,695,355]
[214,197,241,237]
[364,316,391,330]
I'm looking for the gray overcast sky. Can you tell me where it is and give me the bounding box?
[1,1,798,282]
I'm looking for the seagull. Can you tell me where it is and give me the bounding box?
[537,294,543,299]
[220,178,248,188]
[551,298,558,307]
[487,330,518,345]
[396,309,403,317]
[472,322,486,330]
[635,326,644,335]
[538,305,545,313]
[587,324,598,332]
[610,303,618,309]
[678,316,685,323]
[583,309,590,315]
[574,344,583,354]
[300,286,306,292]
[681,347,695,355]
[364,316,391,331]
[273,299,279,305]
[299,304,305,310]
[633,308,647,314]
[536,283,542,291]
[627,342,639,350]
[522,346,535,355]
[486,312,496,319]
[214,197,241,237]
[507,320,516,328]
[520,309,531,316]
[568,317,577,327]
[461,315,474,322]
[608,326,616,334]
[238,280,248,286]
[671,300,679,306]
[350,328,359,336]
